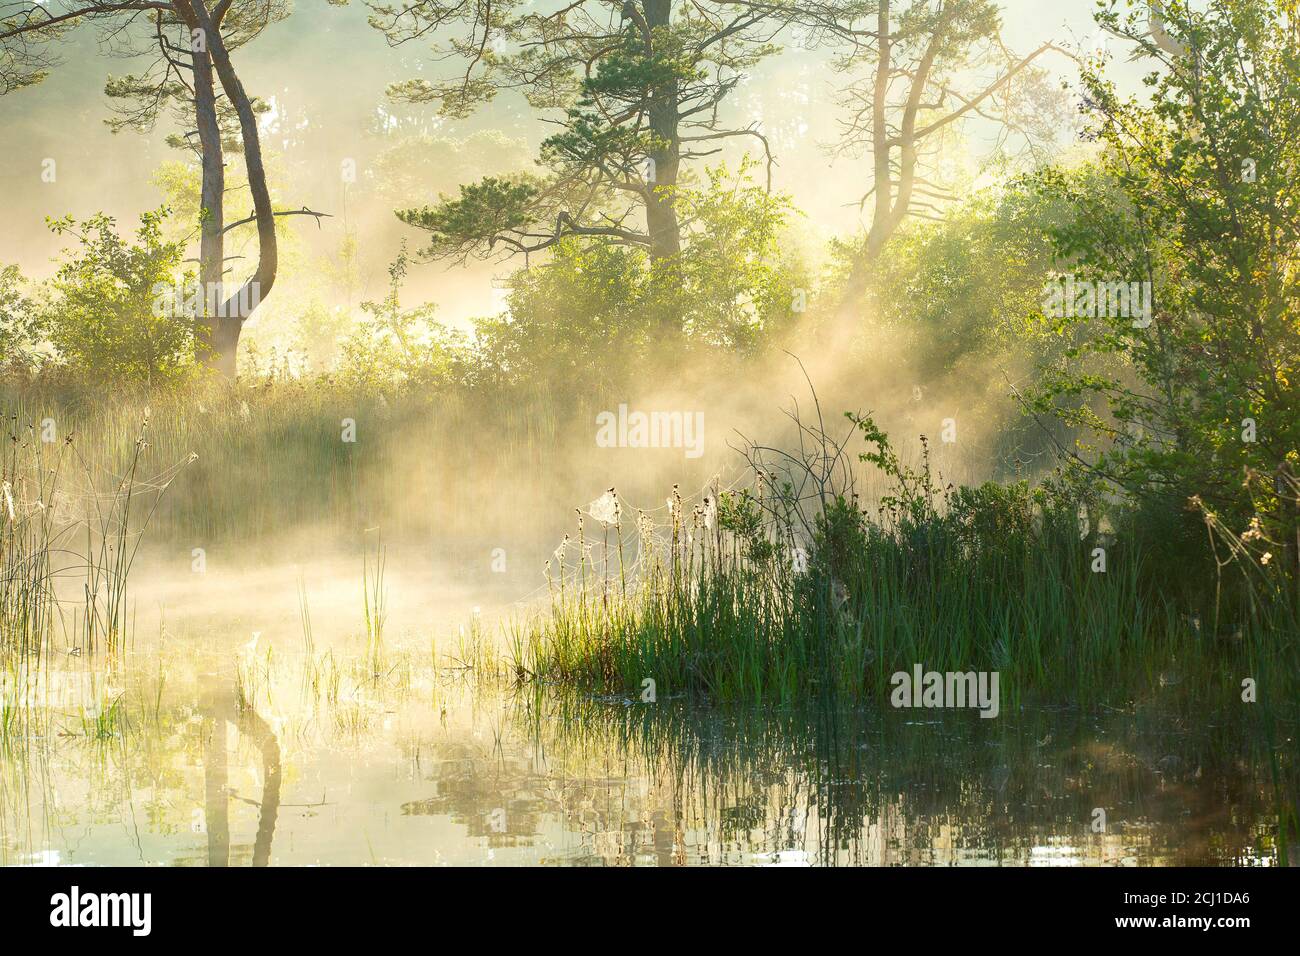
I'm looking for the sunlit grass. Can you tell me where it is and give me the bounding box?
[511,410,1300,711]
[0,377,582,550]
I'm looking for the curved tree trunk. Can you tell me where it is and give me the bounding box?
[189,0,279,379]
[178,1,226,371]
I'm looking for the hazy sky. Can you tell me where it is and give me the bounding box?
[0,1,1120,329]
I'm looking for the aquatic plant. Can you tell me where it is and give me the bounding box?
[513,391,1300,712]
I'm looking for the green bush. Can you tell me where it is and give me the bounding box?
[40,208,197,388]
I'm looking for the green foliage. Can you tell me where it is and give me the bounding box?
[106,73,272,155]
[1031,0,1300,584]
[397,175,544,262]
[0,265,41,375]
[516,415,1300,707]
[336,248,469,391]
[849,411,945,526]
[97,3,287,150]
[538,25,707,173]
[867,180,1074,376]
[40,209,197,388]
[832,173,1105,476]
[371,0,789,280]
[673,163,805,351]
[717,490,775,564]
[473,164,805,391]
[475,239,657,395]
[289,300,353,374]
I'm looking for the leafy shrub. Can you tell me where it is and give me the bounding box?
[40,208,196,388]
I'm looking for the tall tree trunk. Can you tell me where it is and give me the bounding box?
[842,0,893,303]
[843,0,940,305]
[180,1,226,371]
[642,0,682,333]
[190,0,279,379]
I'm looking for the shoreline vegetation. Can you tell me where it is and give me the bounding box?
[5,378,1295,717]
[509,390,1299,714]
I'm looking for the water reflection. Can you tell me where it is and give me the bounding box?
[0,652,1294,867]
[200,675,281,867]
[505,696,1296,866]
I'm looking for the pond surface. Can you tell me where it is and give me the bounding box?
[0,551,1293,867]
[1,632,1292,867]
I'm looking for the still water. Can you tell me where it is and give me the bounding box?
[0,630,1291,867]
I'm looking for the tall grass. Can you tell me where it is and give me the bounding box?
[0,377,585,552]
[1,414,177,744]
[512,400,1300,710]
[1,417,61,667]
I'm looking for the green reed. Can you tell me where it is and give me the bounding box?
[1,413,176,746]
[512,409,1300,711]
